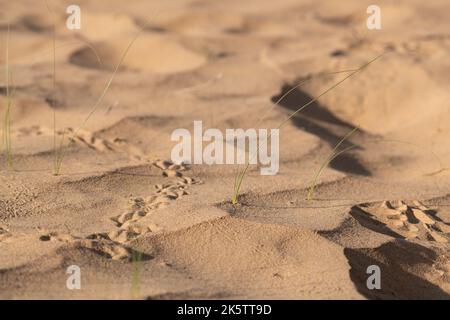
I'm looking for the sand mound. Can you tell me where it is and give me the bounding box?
[69,35,206,74]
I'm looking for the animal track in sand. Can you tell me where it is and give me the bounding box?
[12,125,54,138]
[109,160,200,243]
[14,125,147,160]
[37,160,200,259]
[342,200,450,298]
[14,123,201,259]
[352,200,450,243]
[16,125,47,137]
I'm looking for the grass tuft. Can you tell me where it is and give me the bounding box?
[306,135,446,200]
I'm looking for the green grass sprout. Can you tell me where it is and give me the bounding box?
[131,250,143,299]
[307,127,359,200]
[3,24,14,170]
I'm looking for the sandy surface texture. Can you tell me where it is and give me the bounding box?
[0,0,450,299]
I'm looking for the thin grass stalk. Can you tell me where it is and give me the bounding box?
[307,127,359,200]
[53,24,151,175]
[131,251,143,299]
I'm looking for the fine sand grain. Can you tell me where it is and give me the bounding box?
[1,0,450,299]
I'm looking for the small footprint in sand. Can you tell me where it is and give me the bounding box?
[102,222,162,244]
[38,231,134,260]
[111,185,188,227]
[36,158,200,257]
[77,238,133,260]
[61,128,127,153]
[68,128,116,152]
[353,200,450,243]
[108,159,200,242]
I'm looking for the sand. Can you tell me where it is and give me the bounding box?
[0,0,450,299]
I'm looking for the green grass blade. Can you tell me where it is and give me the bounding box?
[53,21,153,175]
[4,23,13,169]
[232,166,248,205]
[255,69,358,126]
[131,250,143,299]
[30,39,103,69]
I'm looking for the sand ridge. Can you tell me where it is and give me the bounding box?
[0,0,450,299]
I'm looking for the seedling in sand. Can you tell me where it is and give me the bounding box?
[3,24,14,170]
[131,250,143,299]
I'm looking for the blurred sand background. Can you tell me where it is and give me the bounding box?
[0,0,450,299]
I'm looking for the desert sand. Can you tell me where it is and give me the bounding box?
[0,0,450,299]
